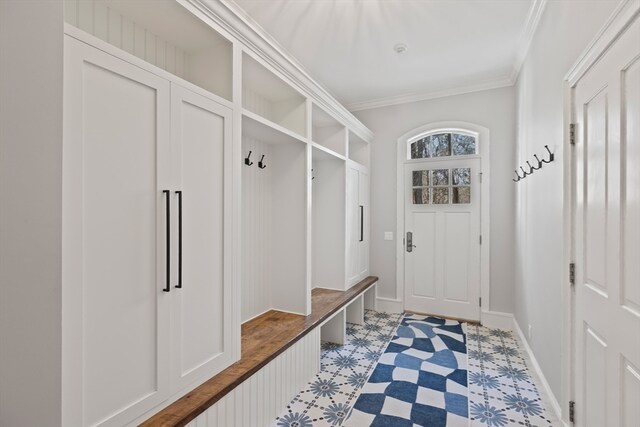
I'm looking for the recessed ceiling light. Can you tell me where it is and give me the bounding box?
[394,43,407,54]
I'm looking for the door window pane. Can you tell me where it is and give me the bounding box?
[432,188,449,204]
[410,137,430,159]
[412,170,429,186]
[432,169,449,186]
[429,133,451,157]
[413,188,430,204]
[452,168,471,185]
[452,133,476,155]
[452,186,471,204]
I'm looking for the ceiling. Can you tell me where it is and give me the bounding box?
[228,0,540,111]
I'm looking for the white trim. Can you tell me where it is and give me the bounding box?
[565,0,640,86]
[396,121,491,320]
[480,310,514,330]
[191,0,373,142]
[347,78,513,112]
[561,2,640,425]
[511,0,548,82]
[375,297,404,314]
[513,318,565,424]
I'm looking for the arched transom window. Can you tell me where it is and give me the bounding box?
[409,130,477,159]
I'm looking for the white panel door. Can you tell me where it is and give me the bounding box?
[573,15,640,427]
[346,162,369,287]
[404,158,480,321]
[63,36,171,427]
[169,83,235,390]
[357,168,370,280]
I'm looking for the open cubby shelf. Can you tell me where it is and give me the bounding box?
[312,146,347,291]
[312,104,347,156]
[243,53,307,137]
[349,131,370,167]
[64,0,233,101]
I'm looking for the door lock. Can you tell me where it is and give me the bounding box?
[406,232,416,252]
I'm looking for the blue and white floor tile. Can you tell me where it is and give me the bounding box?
[273,310,404,427]
[467,324,555,427]
[346,314,468,427]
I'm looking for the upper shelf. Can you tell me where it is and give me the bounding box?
[243,53,307,137]
[64,0,233,101]
[349,131,369,167]
[242,109,307,146]
[312,103,347,156]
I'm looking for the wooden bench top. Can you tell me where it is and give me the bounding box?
[140,276,378,427]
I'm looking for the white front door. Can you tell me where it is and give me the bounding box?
[404,158,481,321]
[573,13,640,427]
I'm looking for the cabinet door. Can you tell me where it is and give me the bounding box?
[357,169,370,279]
[170,84,236,391]
[346,165,360,285]
[62,36,171,427]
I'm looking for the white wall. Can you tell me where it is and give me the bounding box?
[354,86,516,313]
[514,0,620,402]
[0,1,64,425]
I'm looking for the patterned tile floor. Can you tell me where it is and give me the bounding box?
[274,312,557,427]
[273,310,404,427]
[467,324,556,427]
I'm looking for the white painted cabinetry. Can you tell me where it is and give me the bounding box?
[62,35,236,427]
[346,161,370,286]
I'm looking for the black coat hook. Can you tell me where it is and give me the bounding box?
[258,154,266,169]
[512,169,521,182]
[527,160,541,172]
[520,166,530,178]
[533,155,544,169]
[541,145,555,163]
[245,150,254,166]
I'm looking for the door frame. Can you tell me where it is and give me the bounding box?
[396,121,491,321]
[563,0,640,424]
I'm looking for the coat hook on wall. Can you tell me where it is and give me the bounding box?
[512,170,522,182]
[527,160,541,172]
[245,151,254,166]
[258,154,266,169]
[541,145,555,163]
[520,166,530,178]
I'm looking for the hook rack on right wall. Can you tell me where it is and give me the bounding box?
[513,145,555,182]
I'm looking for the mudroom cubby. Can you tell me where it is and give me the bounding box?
[64,0,233,102]
[242,52,308,137]
[241,125,310,322]
[312,103,348,156]
[312,146,347,291]
[348,130,370,167]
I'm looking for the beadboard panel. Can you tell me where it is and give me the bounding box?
[242,137,273,323]
[64,0,188,80]
[186,327,320,427]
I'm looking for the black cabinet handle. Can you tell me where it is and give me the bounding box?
[163,190,170,292]
[359,205,364,242]
[175,191,182,289]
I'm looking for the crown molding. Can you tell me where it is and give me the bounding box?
[188,0,374,142]
[510,0,548,83]
[346,77,514,112]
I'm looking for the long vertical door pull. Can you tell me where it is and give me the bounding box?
[163,190,171,292]
[175,190,182,288]
[359,205,364,242]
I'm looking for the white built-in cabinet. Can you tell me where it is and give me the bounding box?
[57,0,372,425]
[346,161,370,286]
[63,35,235,426]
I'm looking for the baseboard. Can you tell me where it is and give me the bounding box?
[480,310,514,330]
[512,318,564,424]
[375,297,403,313]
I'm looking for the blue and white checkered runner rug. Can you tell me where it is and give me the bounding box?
[346,314,468,427]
